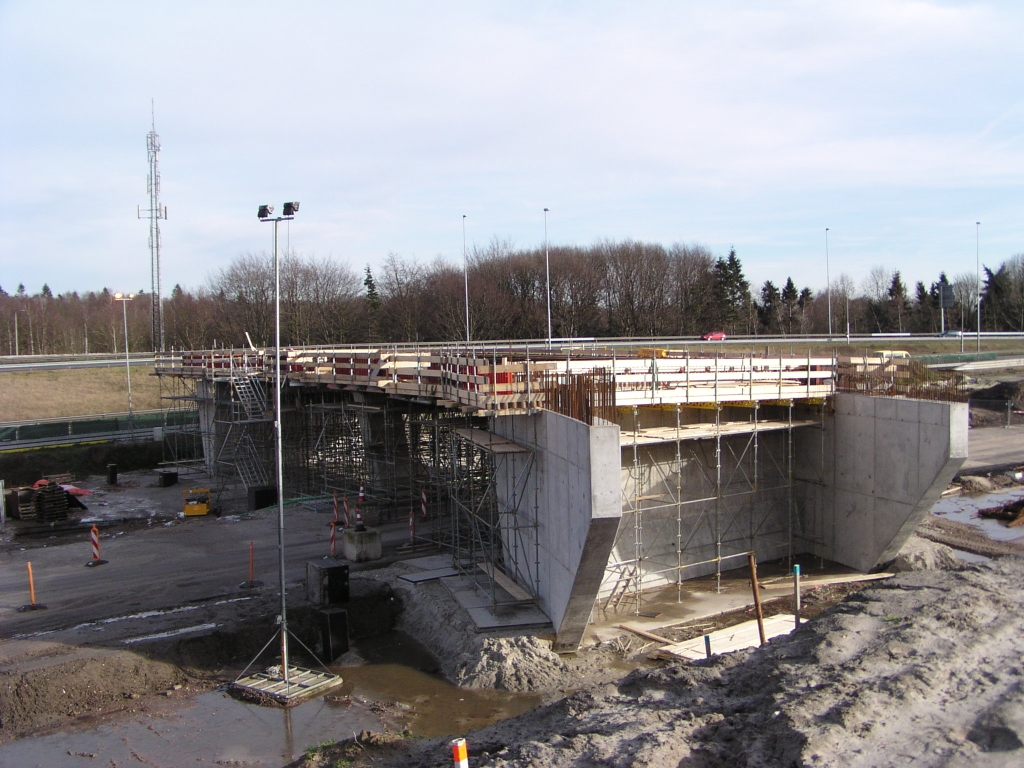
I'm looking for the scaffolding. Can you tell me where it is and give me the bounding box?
[445,420,540,608]
[602,399,825,616]
[155,357,203,472]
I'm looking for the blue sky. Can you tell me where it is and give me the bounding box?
[1,1,1022,298]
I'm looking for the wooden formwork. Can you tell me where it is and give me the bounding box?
[156,346,839,416]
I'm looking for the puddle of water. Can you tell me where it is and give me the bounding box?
[0,631,543,764]
[0,689,382,767]
[930,488,1024,543]
[336,662,543,738]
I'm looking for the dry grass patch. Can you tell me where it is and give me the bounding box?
[0,367,162,421]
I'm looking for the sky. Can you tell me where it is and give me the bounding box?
[1,1,1023,300]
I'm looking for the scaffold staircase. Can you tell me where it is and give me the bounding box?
[232,374,267,421]
[224,430,270,489]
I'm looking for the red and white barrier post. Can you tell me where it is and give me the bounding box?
[85,524,108,567]
[421,487,428,519]
[451,738,468,768]
[341,496,350,528]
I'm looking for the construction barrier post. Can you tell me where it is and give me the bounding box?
[794,564,801,628]
[451,737,468,768]
[85,524,108,567]
[18,561,47,612]
[421,487,428,519]
[341,496,350,527]
[704,634,712,659]
[240,541,262,589]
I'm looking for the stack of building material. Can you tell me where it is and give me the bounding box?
[32,482,69,523]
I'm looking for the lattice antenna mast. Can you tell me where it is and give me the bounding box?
[138,101,167,352]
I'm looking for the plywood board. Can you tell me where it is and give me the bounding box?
[657,614,796,661]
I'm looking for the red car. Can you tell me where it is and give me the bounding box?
[701,331,727,341]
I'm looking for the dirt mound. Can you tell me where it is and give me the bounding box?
[452,636,573,691]
[386,566,622,693]
[970,381,1024,408]
[0,647,186,739]
[885,533,960,572]
[294,559,1024,768]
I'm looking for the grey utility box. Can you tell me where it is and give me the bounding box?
[306,560,350,606]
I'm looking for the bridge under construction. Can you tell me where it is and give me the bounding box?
[155,342,967,651]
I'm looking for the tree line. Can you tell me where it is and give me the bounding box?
[2,243,1023,355]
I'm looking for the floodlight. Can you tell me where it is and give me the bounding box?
[283,202,299,216]
[258,205,274,219]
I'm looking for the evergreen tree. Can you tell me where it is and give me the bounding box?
[888,271,908,332]
[757,280,781,333]
[712,248,750,333]
[781,277,798,334]
[40,284,52,298]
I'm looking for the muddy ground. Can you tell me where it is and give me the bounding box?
[297,557,1024,768]
[3,462,1024,765]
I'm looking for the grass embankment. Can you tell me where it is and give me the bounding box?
[0,367,162,421]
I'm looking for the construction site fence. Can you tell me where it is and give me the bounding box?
[0,410,198,451]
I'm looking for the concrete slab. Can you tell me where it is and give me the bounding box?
[397,555,453,571]
[397,568,458,583]
[441,575,551,632]
[963,425,1024,471]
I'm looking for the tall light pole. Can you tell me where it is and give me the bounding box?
[258,201,299,687]
[976,221,982,352]
[544,207,551,345]
[463,214,470,344]
[113,293,135,430]
[13,310,24,356]
[825,228,832,340]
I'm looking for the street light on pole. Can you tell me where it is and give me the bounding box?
[113,293,135,431]
[976,221,982,352]
[463,215,470,344]
[258,201,299,688]
[825,228,832,340]
[544,208,551,345]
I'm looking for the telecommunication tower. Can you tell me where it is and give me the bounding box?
[138,102,167,352]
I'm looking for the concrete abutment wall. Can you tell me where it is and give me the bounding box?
[494,411,621,652]
[794,393,968,572]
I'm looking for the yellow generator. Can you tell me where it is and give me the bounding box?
[183,488,211,516]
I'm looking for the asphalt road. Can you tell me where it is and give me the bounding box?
[0,356,154,372]
[0,472,416,642]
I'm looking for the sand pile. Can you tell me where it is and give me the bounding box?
[299,558,1024,768]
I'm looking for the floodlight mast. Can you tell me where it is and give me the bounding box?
[258,202,298,686]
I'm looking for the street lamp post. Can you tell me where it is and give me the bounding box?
[13,310,24,356]
[544,208,551,345]
[258,201,299,687]
[976,221,982,352]
[113,293,135,432]
[463,215,470,344]
[825,228,832,340]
